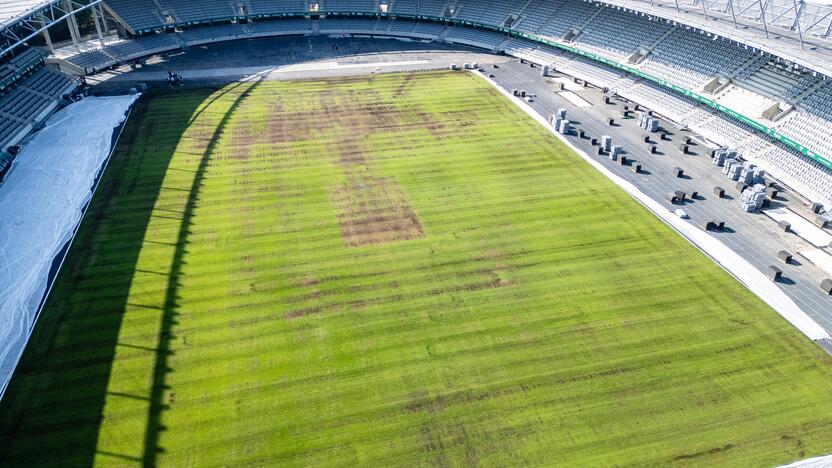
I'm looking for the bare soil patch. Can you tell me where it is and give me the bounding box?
[332,175,424,247]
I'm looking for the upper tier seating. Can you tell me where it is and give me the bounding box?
[535,0,598,41]
[513,0,568,34]
[162,0,236,23]
[322,0,377,13]
[445,27,507,48]
[733,57,765,81]
[248,0,308,15]
[575,8,671,62]
[105,0,164,31]
[640,28,756,90]
[800,81,832,121]
[389,0,418,15]
[455,0,515,26]
[414,0,448,17]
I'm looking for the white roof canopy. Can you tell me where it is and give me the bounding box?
[0,0,53,29]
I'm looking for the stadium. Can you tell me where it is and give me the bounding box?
[1,0,832,465]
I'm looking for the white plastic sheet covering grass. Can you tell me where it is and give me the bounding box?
[0,94,138,395]
[779,453,832,468]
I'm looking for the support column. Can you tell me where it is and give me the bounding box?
[728,0,738,29]
[64,0,81,49]
[42,24,54,53]
[793,0,805,49]
[100,3,109,33]
[758,0,770,38]
[93,5,105,47]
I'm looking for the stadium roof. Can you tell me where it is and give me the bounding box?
[0,0,102,58]
[0,0,54,29]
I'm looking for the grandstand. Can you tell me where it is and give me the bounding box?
[2,0,832,465]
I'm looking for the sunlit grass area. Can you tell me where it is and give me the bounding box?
[3,71,832,466]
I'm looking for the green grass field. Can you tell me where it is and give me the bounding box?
[3,70,832,467]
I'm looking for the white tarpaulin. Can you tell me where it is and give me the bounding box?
[779,453,832,467]
[0,94,138,395]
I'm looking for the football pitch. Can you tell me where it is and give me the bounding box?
[3,70,832,466]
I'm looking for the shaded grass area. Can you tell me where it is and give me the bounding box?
[2,71,832,466]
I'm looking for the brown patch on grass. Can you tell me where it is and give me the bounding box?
[332,176,424,247]
[330,128,424,247]
[429,251,516,294]
[428,277,513,296]
[284,307,323,320]
[299,278,318,287]
[673,444,736,461]
[392,74,415,98]
[185,124,216,152]
[237,80,431,247]
[227,122,256,159]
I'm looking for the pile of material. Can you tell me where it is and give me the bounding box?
[740,184,767,212]
[637,112,659,132]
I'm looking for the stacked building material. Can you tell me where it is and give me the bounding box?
[740,164,756,185]
[601,135,612,152]
[637,113,659,133]
[550,114,562,130]
[740,183,767,212]
[725,159,742,181]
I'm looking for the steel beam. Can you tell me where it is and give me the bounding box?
[0,0,104,57]
[793,0,804,48]
[728,0,739,28]
[759,0,770,37]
